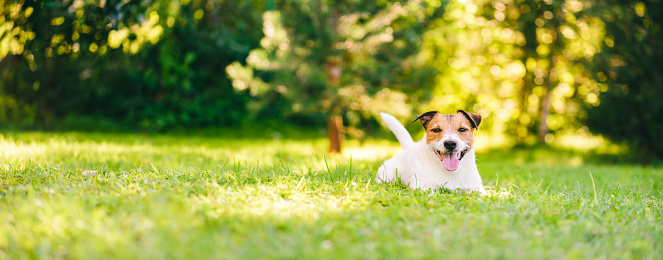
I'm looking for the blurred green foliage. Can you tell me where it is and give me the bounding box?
[423,0,605,145]
[0,0,661,155]
[0,0,263,130]
[226,0,443,137]
[583,0,663,157]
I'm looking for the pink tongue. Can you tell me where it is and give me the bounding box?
[438,152,460,171]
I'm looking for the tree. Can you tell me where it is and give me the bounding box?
[227,0,444,152]
[422,0,605,145]
[0,0,263,130]
[583,0,663,158]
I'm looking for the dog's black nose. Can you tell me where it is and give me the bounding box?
[443,141,456,150]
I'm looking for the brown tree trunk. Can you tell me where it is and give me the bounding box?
[328,116,344,153]
[326,56,343,153]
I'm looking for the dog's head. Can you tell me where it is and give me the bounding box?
[413,110,482,171]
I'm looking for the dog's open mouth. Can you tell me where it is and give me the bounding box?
[434,149,468,171]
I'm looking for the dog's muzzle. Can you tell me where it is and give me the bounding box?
[434,145,469,171]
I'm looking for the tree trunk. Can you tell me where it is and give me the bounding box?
[539,25,557,144]
[538,82,551,143]
[538,51,554,143]
[519,62,533,144]
[328,116,344,153]
[326,56,343,153]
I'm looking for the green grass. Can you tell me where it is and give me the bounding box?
[1,131,662,259]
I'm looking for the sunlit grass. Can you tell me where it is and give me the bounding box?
[553,131,624,154]
[0,131,661,259]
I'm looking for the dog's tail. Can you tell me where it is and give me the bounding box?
[380,112,414,149]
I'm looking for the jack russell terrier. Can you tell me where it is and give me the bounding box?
[377,110,486,195]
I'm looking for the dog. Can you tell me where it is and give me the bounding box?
[377,110,486,195]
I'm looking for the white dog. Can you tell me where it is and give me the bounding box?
[377,110,486,195]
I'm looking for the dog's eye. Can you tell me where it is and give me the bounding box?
[458,128,468,132]
[431,128,442,133]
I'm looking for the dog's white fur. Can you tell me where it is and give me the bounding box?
[377,112,486,195]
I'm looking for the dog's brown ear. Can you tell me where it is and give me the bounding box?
[412,111,439,128]
[457,110,482,129]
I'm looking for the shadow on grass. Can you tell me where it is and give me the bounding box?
[479,144,662,166]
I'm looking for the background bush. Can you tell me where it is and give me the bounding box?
[0,0,661,156]
[584,0,663,157]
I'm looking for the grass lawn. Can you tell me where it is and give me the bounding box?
[1,131,662,259]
